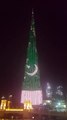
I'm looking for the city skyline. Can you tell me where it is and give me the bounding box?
[0,1,67,102]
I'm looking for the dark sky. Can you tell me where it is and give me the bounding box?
[0,0,67,101]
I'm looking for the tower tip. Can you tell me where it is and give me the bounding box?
[32,9,34,15]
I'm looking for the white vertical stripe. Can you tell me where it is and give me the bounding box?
[21,90,42,105]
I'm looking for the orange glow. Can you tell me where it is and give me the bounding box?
[0,100,7,110]
[6,109,23,111]
[7,101,11,109]
[24,100,33,110]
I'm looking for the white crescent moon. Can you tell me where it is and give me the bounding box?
[26,64,38,76]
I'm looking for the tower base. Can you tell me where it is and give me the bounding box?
[21,90,42,105]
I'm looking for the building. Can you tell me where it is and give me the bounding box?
[0,99,7,109]
[21,10,43,105]
[46,82,52,99]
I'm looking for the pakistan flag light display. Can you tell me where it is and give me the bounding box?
[21,11,43,105]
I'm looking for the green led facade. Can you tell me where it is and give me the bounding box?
[23,12,41,90]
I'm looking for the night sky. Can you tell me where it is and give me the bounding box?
[0,0,67,102]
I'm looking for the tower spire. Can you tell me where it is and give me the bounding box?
[32,8,34,15]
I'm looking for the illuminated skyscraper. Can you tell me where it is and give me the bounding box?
[56,86,63,96]
[21,11,43,105]
[46,82,52,98]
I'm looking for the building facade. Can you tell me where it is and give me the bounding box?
[21,11,43,105]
